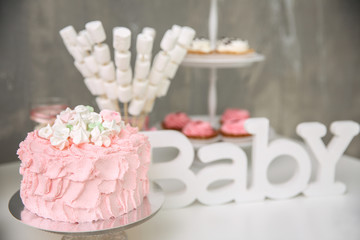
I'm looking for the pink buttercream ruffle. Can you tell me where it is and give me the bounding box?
[221,108,249,123]
[182,120,217,138]
[17,125,150,223]
[220,119,249,135]
[162,112,191,130]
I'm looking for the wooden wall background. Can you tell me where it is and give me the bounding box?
[0,0,359,163]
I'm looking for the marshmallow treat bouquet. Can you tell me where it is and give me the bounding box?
[59,21,195,129]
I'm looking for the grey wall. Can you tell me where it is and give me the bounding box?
[0,0,359,163]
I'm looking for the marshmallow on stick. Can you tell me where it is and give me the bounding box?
[113,26,132,122]
[85,21,119,111]
[60,22,119,111]
[142,25,195,119]
[128,32,154,117]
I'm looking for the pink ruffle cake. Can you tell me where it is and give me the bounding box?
[162,112,191,131]
[17,106,151,223]
[220,108,250,124]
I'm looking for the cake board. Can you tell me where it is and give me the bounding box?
[8,182,164,240]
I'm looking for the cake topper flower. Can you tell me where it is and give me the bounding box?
[38,105,124,149]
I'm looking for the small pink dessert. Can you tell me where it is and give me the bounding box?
[162,112,191,131]
[220,119,252,144]
[221,108,250,124]
[17,105,151,223]
[182,120,219,146]
[220,119,251,137]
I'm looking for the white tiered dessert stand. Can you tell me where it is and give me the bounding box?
[182,0,265,125]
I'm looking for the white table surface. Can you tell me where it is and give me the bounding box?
[1,150,360,240]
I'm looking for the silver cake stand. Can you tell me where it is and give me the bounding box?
[9,183,164,240]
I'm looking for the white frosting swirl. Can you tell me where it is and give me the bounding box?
[91,127,111,147]
[50,126,70,150]
[38,124,53,139]
[70,126,90,144]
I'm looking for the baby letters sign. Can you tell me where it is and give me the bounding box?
[143,118,359,208]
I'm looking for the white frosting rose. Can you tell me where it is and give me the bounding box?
[38,124,53,139]
[91,127,111,147]
[103,120,121,134]
[70,126,90,144]
[50,126,70,150]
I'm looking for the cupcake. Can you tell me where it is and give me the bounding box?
[220,119,252,144]
[221,108,250,124]
[188,37,214,54]
[162,112,191,131]
[182,120,219,147]
[216,37,254,55]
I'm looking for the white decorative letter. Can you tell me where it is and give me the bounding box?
[143,130,197,208]
[196,142,247,205]
[239,118,311,201]
[297,121,359,196]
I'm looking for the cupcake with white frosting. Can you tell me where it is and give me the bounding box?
[216,37,254,55]
[188,37,214,54]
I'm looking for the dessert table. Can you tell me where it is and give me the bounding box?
[1,141,360,240]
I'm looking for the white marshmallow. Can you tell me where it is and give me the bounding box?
[94,44,111,65]
[160,30,177,52]
[84,55,99,74]
[59,26,77,46]
[93,78,106,95]
[77,30,92,51]
[74,61,93,78]
[149,69,164,85]
[146,84,158,100]
[68,45,87,62]
[114,51,131,70]
[63,41,74,55]
[169,44,187,64]
[128,98,146,116]
[132,79,149,98]
[113,27,131,51]
[153,51,170,72]
[171,25,182,39]
[143,99,155,113]
[157,79,171,97]
[134,60,150,80]
[142,27,156,39]
[178,26,196,49]
[85,21,106,44]
[164,61,179,79]
[99,62,115,81]
[84,77,105,95]
[116,68,132,85]
[104,81,118,100]
[136,54,151,62]
[136,33,153,55]
[81,30,94,45]
[84,77,97,95]
[118,84,133,103]
[96,97,118,111]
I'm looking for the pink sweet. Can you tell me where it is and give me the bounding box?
[221,108,250,123]
[221,119,249,135]
[100,109,121,123]
[163,112,191,130]
[17,125,150,223]
[182,120,217,138]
